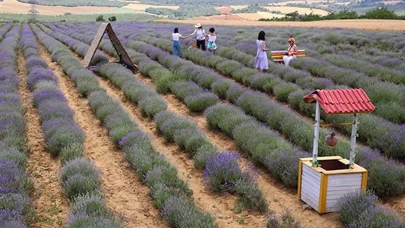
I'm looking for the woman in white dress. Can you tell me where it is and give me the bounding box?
[253,31,269,72]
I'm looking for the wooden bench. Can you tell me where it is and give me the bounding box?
[271,50,306,63]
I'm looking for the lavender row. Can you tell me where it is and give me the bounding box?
[116,36,405,197]
[128,31,405,159]
[95,33,388,197]
[103,41,402,224]
[308,50,404,84]
[38,24,109,66]
[210,36,405,125]
[347,51,405,73]
[222,31,405,124]
[336,191,404,227]
[290,57,405,123]
[123,42,311,188]
[97,59,268,212]
[32,24,217,228]
[165,25,405,123]
[0,23,13,42]
[24,24,123,227]
[115,32,380,157]
[51,24,272,213]
[0,25,35,228]
[50,22,405,196]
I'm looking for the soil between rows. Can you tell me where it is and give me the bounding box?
[35,33,167,228]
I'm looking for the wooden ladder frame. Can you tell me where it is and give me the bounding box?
[82,23,138,73]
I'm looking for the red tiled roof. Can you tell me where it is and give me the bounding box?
[303,89,376,114]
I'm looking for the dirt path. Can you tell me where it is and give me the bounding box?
[136,74,344,228]
[385,195,405,217]
[18,44,68,228]
[35,36,167,228]
[97,76,253,227]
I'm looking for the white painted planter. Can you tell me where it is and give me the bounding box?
[298,156,367,214]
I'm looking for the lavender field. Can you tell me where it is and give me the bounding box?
[1,21,404,228]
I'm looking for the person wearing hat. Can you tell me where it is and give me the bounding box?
[283,36,298,66]
[189,23,206,51]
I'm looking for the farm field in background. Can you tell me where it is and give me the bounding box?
[160,19,405,31]
[0,0,118,15]
[1,21,405,228]
[0,0,331,19]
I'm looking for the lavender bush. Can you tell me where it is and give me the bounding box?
[60,158,101,200]
[266,209,302,228]
[203,152,268,212]
[0,160,33,195]
[184,93,219,112]
[66,194,122,227]
[161,196,217,228]
[335,191,404,227]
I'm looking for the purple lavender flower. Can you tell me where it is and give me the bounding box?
[32,88,66,107]
[203,152,242,192]
[0,160,31,194]
[27,69,58,91]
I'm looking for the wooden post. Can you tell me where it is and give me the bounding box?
[349,113,358,166]
[82,23,108,68]
[312,101,320,167]
[104,24,137,73]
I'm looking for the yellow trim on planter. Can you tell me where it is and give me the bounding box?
[361,171,368,191]
[297,159,303,198]
[318,173,328,213]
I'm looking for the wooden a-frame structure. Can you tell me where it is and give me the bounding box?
[82,23,137,73]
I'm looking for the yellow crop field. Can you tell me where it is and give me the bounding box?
[0,0,117,15]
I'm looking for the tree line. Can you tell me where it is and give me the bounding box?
[145,5,221,19]
[259,7,404,21]
[140,0,273,6]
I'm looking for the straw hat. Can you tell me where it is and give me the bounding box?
[194,23,202,28]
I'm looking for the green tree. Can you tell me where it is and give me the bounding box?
[96,15,105,21]
[364,7,397,19]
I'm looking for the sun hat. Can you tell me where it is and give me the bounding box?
[194,23,202,28]
[288,37,295,43]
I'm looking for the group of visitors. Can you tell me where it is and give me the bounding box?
[172,24,298,71]
[172,23,217,57]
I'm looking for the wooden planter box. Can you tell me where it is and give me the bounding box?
[298,156,367,214]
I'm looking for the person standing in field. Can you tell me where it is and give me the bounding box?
[207,27,217,54]
[253,31,269,72]
[283,36,298,66]
[189,23,206,51]
[172,27,188,57]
